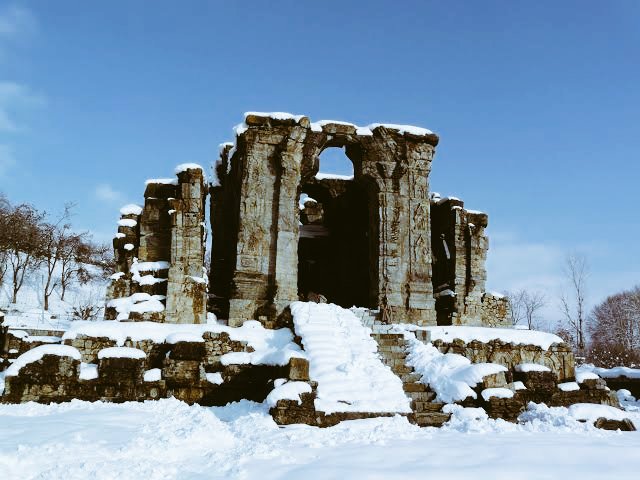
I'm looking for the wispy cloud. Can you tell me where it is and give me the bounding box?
[95,184,125,203]
[0,144,16,177]
[0,4,36,41]
[0,81,45,133]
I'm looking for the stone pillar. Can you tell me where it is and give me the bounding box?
[362,127,438,326]
[405,143,436,324]
[227,115,310,326]
[273,132,306,315]
[164,166,207,324]
[227,136,279,325]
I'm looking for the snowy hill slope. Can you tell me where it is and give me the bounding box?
[1,263,108,331]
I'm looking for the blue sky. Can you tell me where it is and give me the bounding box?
[0,1,638,324]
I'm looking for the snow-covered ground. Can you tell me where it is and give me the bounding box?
[1,263,108,331]
[0,398,638,479]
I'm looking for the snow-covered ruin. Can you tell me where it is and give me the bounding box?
[0,112,636,430]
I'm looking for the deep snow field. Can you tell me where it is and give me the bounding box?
[0,264,108,331]
[2,273,640,479]
[0,397,639,480]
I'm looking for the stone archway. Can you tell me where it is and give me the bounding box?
[214,114,439,326]
[298,173,374,308]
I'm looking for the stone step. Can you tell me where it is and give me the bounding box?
[391,365,413,376]
[405,390,436,402]
[379,352,407,360]
[371,333,405,340]
[410,412,451,428]
[403,382,429,393]
[400,373,422,382]
[373,338,405,347]
[412,400,445,412]
[380,356,407,365]
[376,345,407,354]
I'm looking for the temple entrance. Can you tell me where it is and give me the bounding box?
[297,149,372,308]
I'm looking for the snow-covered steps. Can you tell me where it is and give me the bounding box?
[290,302,411,415]
[371,332,450,427]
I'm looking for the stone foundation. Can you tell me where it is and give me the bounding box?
[414,331,575,382]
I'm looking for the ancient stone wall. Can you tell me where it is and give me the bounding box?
[413,330,575,382]
[213,114,440,326]
[105,165,207,324]
[2,335,298,406]
[430,195,494,326]
[105,113,507,328]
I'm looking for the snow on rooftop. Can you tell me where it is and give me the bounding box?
[515,363,551,373]
[396,325,565,351]
[98,347,146,360]
[22,335,60,344]
[174,163,204,174]
[145,178,178,185]
[108,293,166,320]
[5,345,81,377]
[132,260,171,272]
[315,172,354,181]
[266,380,312,407]
[568,403,631,423]
[165,332,204,344]
[578,364,640,379]
[290,301,411,415]
[244,111,306,122]
[576,370,600,383]
[481,387,514,401]
[367,123,433,136]
[117,218,137,228]
[62,320,304,367]
[119,204,143,216]
[558,382,580,392]
[218,142,234,154]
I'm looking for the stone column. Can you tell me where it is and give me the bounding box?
[227,136,279,326]
[164,167,207,324]
[273,132,306,315]
[405,144,436,324]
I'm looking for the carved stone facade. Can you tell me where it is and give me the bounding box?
[210,113,505,327]
[106,113,508,328]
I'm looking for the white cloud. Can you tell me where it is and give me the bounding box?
[0,81,45,133]
[95,184,125,203]
[0,144,16,177]
[485,230,640,332]
[0,4,36,40]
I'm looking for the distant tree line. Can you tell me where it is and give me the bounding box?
[0,192,114,311]
[506,253,639,368]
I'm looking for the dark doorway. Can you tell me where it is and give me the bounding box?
[298,181,371,308]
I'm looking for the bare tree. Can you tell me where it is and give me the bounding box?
[40,204,74,310]
[506,289,547,329]
[1,203,44,303]
[587,285,640,366]
[0,193,11,288]
[506,289,526,326]
[59,236,110,301]
[560,253,589,353]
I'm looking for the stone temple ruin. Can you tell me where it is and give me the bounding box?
[108,112,508,328]
[0,112,636,431]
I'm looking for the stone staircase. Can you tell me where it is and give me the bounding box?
[371,330,451,427]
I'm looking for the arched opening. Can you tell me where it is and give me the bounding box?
[297,147,373,308]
